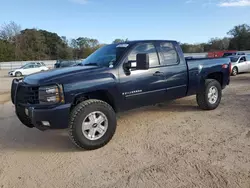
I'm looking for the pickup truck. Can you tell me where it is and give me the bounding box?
[11,40,231,150]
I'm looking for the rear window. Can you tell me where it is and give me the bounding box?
[159,42,179,65]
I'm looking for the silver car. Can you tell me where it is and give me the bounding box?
[230,55,250,76]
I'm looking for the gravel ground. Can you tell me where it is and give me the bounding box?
[0,71,250,188]
[0,70,13,94]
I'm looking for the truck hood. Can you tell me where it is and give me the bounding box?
[23,66,107,85]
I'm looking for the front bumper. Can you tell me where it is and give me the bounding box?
[11,78,71,131]
[24,104,71,130]
[8,71,14,76]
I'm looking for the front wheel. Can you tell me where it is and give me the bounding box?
[231,67,238,76]
[196,79,222,110]
[68,99,117,150]
[15,71,22,77]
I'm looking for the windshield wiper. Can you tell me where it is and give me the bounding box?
[83,63,99,66]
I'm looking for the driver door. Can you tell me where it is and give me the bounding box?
[246,55,250,71]
[237,56,248,72]
[21,64,33,75]
[118,42,168,111]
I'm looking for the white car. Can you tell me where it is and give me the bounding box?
[230,55,250,76]
[8,62,49,77]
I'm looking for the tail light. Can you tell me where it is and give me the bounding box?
[229,62,232,74]
[222,63,232,74]
[222,64,228,68]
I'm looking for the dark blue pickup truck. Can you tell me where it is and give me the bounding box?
[11,40,231,150]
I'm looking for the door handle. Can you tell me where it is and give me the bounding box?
[153,71,165,76]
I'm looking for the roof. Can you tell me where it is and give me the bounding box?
[228,55,246,59]
[116,40,178,45]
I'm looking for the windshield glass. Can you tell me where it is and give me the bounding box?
[81,43,129,68]
[223,53,236,57]
[20,64,31,69]
[230,57,239,62]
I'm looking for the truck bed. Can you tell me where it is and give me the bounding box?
[186,57,231,96]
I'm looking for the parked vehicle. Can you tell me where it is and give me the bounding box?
[8,62,48,77]
[223,52,245,57]
[230,55,250,76]
[11,40,231,150]
[54,60,83,68]
[207,50,245,58]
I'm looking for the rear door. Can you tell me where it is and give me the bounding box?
[33,64,43,73]
[156,41,188,100]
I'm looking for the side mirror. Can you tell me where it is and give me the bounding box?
[136,53,149,70]
[123,53,149,75]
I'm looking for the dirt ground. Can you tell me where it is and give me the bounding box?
[0,70,250,188]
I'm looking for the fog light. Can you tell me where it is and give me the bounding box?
[41,121,50,127]
[25,108,29,116]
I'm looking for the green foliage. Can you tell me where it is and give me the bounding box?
[0,21,249,62]
[112,38,128,44]
[227,24,250,50]
[0,39,15,61]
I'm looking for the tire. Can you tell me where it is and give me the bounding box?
[15,106,34,128]
[231,67,238,76]
[69,99,117,150]
[15,71,22,77]
[196,79,222,110]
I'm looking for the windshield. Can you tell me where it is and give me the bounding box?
[223,53,236,57]
[20,64,31,69]
[81,43,129,68]
[230,57,239,62]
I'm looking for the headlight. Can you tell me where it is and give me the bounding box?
[38,84,65,104]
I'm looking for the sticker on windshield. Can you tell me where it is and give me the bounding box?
[116,44,129,48]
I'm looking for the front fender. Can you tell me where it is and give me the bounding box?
[63,73,118,103]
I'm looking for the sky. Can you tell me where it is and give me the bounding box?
[0,0,250,44]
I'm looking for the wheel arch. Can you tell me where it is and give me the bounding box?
[71,90,117,112]
[232,66,238,72]
[205,72,223,87]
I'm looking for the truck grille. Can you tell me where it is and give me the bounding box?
[16,84,39,104]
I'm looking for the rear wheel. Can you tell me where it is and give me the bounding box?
[15,106,34,128]
[196,79,222,110]
[69,99,117,150]
[231,67,238,76]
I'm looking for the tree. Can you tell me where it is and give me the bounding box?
[112,38,128,44]
[0,21,21,42]
[61,36,68,45]
[0,21,22,60]
[72,37,101,58]
[0,39,15,61]
[227,24,250,50]
[18,29,48,60]
[208,37,230,51]
[39,30,72,59]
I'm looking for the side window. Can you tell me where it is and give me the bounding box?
[128,43,159,67]
[239,57,246,63]
[24,64,34,69]
[159,42,179,66]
